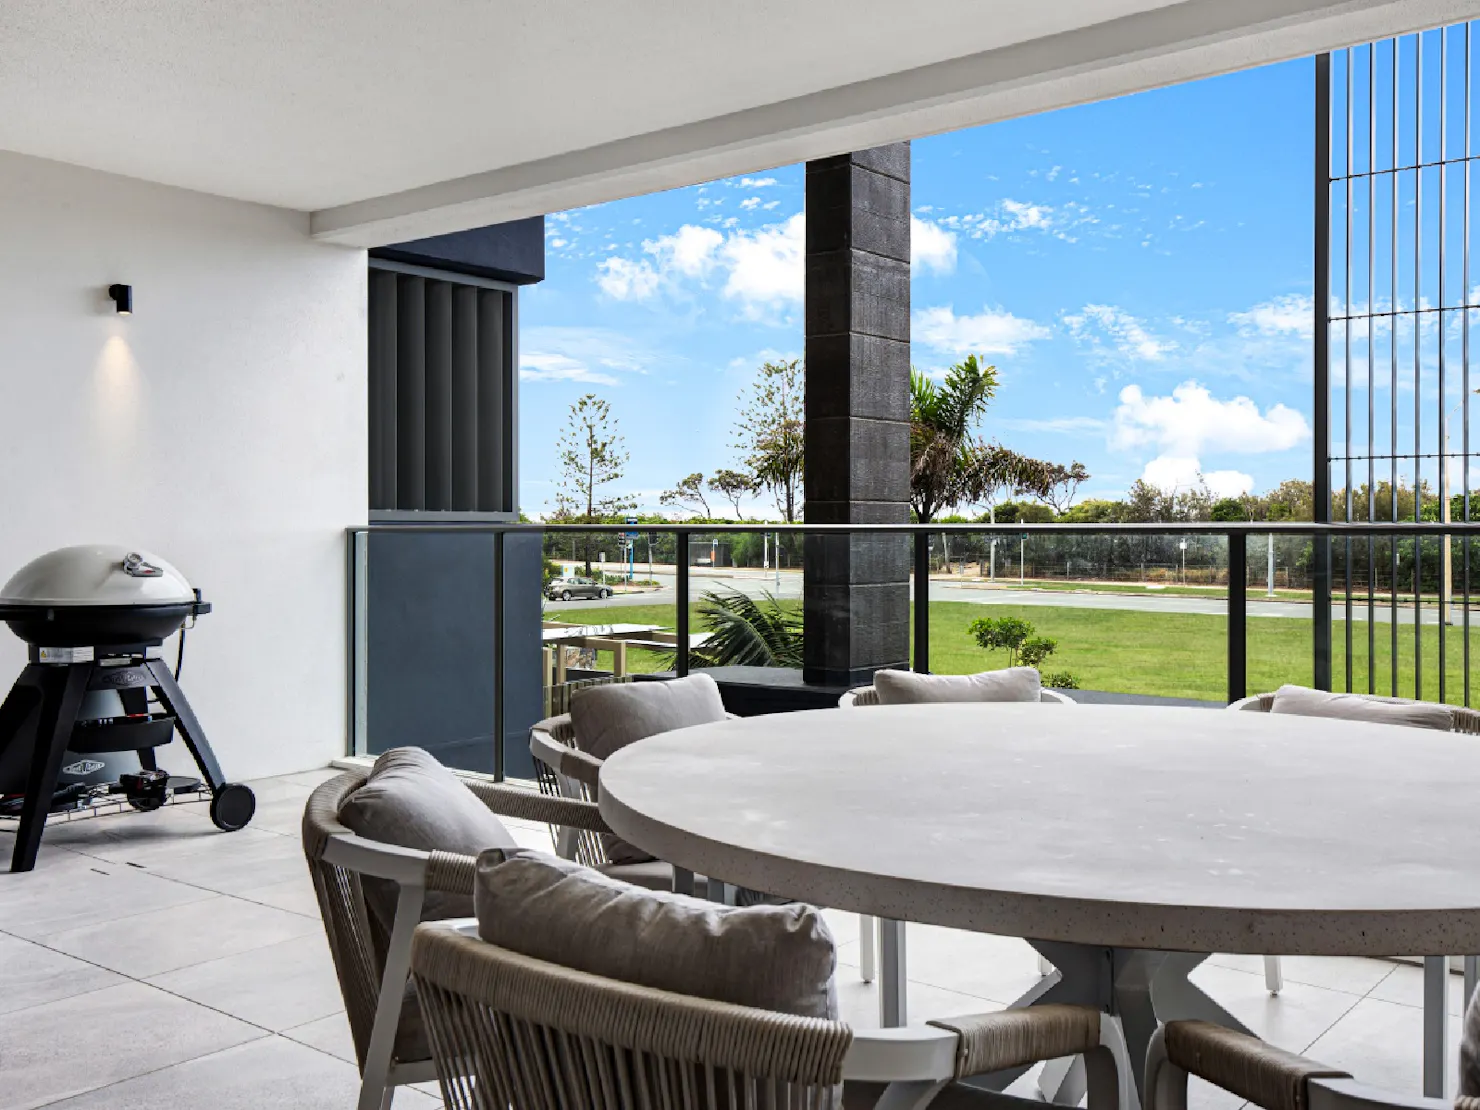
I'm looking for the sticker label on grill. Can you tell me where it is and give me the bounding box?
[62,760,105,776]
[37,646,94,663]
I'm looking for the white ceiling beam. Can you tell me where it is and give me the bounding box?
[311,0,1470,247]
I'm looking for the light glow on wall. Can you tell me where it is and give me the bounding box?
[92,333,141,460]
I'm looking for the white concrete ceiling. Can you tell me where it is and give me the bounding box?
[0,0,1472,245]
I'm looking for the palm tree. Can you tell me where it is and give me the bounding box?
[682,588,802,668]
[910,355,1086,522]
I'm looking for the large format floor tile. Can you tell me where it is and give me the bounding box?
[1188,961,1364,1054]
[281,1011,356,1064]
[0,853,217,940]
[46,891,319,977]
[149,932,344,1031]
[35,1033,441,1110]
[0,981,262,1110]
[1304,995,1461,1098]
[0,932,125,1016]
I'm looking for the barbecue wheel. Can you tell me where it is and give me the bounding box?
[210,783,256,831]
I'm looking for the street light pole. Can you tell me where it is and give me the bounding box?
[1267,534,1277,598]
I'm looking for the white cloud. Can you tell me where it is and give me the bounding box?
[739,197,762,210]
[1000,416,1107,434]
[1112,381,1310,457]
[645,224,723,278]
[593,215,801,315]
[738,177,779,188]
[913,305,1051,355]
[1063,304,1176,361]
[1229,294,1314,339]
[719,213,805,312]
[518,353,619,386]
[936,197,1097,242]
[519,326,649,386]
[596,256,660,300]
[911,216,957,276]
[1141,455,1253,498]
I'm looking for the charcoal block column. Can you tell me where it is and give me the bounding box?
[803,143,912,686]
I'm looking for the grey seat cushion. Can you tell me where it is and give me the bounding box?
[475,850,838,1020]
[570,674,728,864]
[874,667,1042,705]
[597,858,675,891]
[1269,684,1453,731]
[337,747,518,929]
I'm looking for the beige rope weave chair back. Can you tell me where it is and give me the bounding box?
[1229,690,1480,733]
[302,769,384,1068]
[412,922,855,1110]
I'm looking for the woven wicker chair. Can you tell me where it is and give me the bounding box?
[1147,1019,1445,1110]
[531,712,886,989]
[1230,690,1480,733]
[412,918,1128,1110]
[839,685,1076,707]
[1230,690,1480,997]
[301,770,612,1110]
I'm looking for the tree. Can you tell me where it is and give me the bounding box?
[686,588,804,668]
[554,394,634,574]
[909,356,1089,522]
[1041,461,1091,514]
[1209,497,1247,522]
[734,359,804,522]
[968,615,1057,669]
[660,472,711,518]
[708,469,756,519]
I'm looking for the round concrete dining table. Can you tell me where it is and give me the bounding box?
[598,703,1480,1106]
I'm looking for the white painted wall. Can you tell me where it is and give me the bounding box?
[0,151,366,780]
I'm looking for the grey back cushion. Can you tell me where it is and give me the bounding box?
[475,850,838,1020]
[874,666,1042,705]
[338,747,518,929]
[570,674,728,865]
[1269,685,1453,731]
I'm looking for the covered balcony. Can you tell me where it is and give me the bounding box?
[3,4,1479,1110]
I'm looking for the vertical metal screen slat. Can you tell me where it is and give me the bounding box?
[396,274,427,512]
[369,269,398,510]
[1393,39,1403,695]
[1346,47,1355,692]
[1439,29,1449,704]
[1416,33,1424,698]
[1368,43,1378,692]
[1465,20,1473,707]
[451,285,480,511]
[1316,52,1334,692]
[425,280,454,512]
[476,289,506,513]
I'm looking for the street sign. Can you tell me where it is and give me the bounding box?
[624,515,640,540]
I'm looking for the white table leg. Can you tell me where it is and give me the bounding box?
[859,915,877,983]
[879,918,907,1028]
[1424,955,1450,1099]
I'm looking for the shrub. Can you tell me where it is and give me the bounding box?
[1041,671,1081,690]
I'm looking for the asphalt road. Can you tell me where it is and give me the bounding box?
[547,568,1456,626]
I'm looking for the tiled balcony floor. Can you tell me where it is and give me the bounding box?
[0,768,1464,1110]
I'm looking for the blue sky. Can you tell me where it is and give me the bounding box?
[518,56,1319,518]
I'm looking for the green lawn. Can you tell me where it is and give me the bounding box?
[549,600,1479,704]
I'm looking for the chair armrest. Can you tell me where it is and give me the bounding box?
[1227,694,1274,712]
[531,713,576,745]
[1148,1021,1350,1110]
[555,746,604,790]
[460,777,611,834]
[927,1004,1106,1078]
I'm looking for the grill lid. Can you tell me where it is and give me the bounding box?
[0,546,195,608]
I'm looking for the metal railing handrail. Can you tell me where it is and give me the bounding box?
[350,519,1479,775]
[354,520,1480,537]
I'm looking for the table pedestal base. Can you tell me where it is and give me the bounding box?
[971,941,1251,1109]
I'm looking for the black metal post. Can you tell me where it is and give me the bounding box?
[675,531,690,677]
[492,529,505,782]
[913,531,930,673]
[1313,52,1334,691]
[1228,535,1247,704]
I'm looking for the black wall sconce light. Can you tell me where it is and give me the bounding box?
[107,284,133,315]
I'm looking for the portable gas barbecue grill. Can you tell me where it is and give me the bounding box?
[0,545,254,872]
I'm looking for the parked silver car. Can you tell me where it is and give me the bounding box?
[545,576,612,601]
